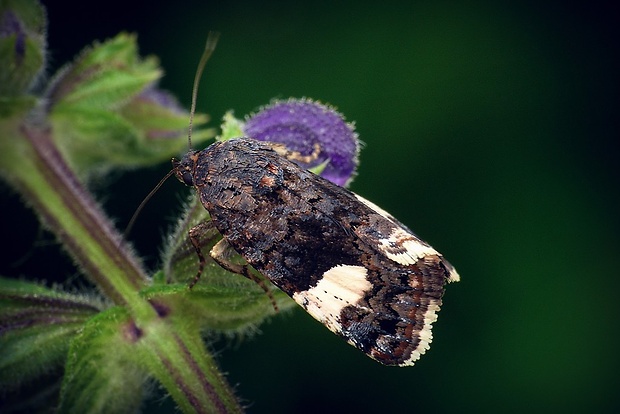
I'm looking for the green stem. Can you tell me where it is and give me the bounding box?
[6,124,243,412]
[17,125,149,310]
[138,305,242,414]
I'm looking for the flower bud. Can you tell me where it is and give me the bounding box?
[244,99,360,186]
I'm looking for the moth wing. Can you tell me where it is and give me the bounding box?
[284,176,459,366]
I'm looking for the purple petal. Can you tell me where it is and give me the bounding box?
[244,99,359,186]
[1,10,26,61]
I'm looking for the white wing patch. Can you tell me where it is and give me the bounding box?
[354,194,440,265]
[292,265,371,333]
[402,300,442,366]
[379,227,439,265]
[446,265,460,283]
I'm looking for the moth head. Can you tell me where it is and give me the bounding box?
[172,151,198,187]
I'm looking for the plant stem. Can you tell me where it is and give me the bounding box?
[8,125,243,412]
[18,125,149,309]
[137,308,242,414]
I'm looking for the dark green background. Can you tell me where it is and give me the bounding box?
[4,1,618,412]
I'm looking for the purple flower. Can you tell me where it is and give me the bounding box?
[0,10,26,61]
[244,99,360,186]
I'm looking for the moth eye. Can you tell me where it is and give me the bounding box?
[182,171,194,186]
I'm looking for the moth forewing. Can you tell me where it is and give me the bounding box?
[175,138,459,366]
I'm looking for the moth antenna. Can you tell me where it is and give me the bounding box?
[125,32,220,239]
[188,31,220,149]
[124,169,176,238]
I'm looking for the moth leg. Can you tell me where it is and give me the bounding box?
[210,238,279,312]
[187,220,217,289]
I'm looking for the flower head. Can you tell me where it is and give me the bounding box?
[244,99,360,186]
[0,10,26,60]
[0,3,46,95]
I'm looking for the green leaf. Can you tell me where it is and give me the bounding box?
[120,89,210,141]
[57,288,243,413]
[219,111,245,141]
[50,105,211,173]
[46,33,213,175]
[0,94,36,120]
[309,158,329,176]
[141,281,292,334]
[0,277,101,390]
[48,33,160,110]
[58,307,146,414]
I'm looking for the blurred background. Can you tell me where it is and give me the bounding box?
[2,0,618,412]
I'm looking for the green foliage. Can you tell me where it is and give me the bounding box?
[0,277,101,390]
[58,307,145,414]
[219,111,245,141]
[0,2,278,412]
[46,33,213,176]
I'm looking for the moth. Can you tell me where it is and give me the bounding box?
[172,137,460,366]
[128,32,461,366]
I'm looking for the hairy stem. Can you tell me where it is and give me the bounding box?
[7,125,243,412]
[17,125,149,309]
